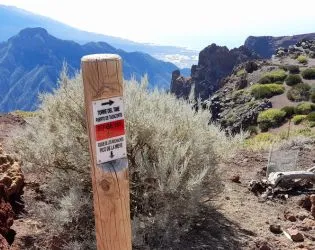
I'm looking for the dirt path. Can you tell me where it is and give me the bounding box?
[215,149,315,249]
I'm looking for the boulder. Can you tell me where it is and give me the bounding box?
[0,145,24,198]
[269,224,282,234]
[287,228,304,242]
[0,183,14,236]
[0,234,9,250]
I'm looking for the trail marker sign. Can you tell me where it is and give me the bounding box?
[93,96,127,163]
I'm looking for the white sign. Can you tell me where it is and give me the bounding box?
[93,96,127,163]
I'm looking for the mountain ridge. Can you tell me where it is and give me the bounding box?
[0,4,197,68]
[0,27,177,112]
[245,33,315,58]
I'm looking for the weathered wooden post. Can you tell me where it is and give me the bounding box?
[81,54,132,250]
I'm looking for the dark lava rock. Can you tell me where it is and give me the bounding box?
[170,44,259,101]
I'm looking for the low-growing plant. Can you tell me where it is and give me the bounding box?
[10,70,245,249]
[311,89,315,103]
[306,112,315,122]
[285,74,302,86]
[257,108,286,131]
[281,106,296,118]
[250,84,285,99]
[302,68,315,79]
[297,55,308,64]
[287,65,300,74]
[287,83,311,101]
[236,69,246,77]
[292,115,307,125]
[295,102,315,114]
[258,70,287,84]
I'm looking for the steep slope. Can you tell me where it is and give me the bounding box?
[245,33,315,58]
[0,28,177,112]
[0,5,197,68]
[208,40,315,133]
[170,44,259,100]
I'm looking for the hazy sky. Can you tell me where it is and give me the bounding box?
[1,0,315,50]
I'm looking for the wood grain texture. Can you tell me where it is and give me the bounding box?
[81,54,132,250]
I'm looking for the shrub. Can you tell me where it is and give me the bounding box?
[285,74,302,86]
[287,83,311,101]
[257,108,286,131]
[306,112,315,122]
[258,70,287,84]
[292,115,307,125]
[295,102,315,115]
[250,84,285,99]
[236,69,246,77]
[281,106,296,118]
[311,90,315,103]
[10,70,244,249]
[297,55,308,64]
[287,65,300,74]
[301,68,315,79]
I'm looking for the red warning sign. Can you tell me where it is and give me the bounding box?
[95,119,125,141]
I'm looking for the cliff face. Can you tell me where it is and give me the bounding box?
[170,44,259,100]
[245,33,315,58]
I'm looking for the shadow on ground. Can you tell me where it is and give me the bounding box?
[174,204,255,250]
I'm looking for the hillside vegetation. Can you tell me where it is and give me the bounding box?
[208,40,315,140]
[9,70,244,249]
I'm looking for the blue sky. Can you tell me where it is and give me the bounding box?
[1,0,315,50]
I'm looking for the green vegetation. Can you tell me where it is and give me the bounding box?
[257,108,286,131]
[297,55,308,64]
[251,84,285,99]
[281,106,296,118]
[285,74,302,86]
[287,83,311,101]
[295,102,315,114]
[11,70,245,249]
[258,70,287,84]
[306,112,315,122]
[311,90,315,103]
[236,69,246,77]
[292,115,307,125]
[287,65,300,74]
[11,110,37,118]
[302,68,315,79]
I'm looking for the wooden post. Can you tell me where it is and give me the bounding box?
[81,54,132,250]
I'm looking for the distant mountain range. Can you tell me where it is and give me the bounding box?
[0,5,197,68]
[245,33,315,58]
[0,28,178,112]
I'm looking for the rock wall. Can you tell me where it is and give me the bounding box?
[171,44,259,100]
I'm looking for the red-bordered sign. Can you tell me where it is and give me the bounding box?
[93,96,127,163]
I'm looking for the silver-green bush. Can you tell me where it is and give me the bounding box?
[10,70,244,249]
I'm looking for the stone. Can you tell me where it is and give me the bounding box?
[269,224,282,234]
[259,242,271,250]
[310,195,315,217]
[0,234,9,250]
[287,228,304,242]
[298,195,312,211]
[230,175,241,183]
[285,211,297,222]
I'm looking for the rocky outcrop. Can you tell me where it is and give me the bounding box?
[170,70,193,99]
[0,146,24,198]
[208,83,271,134]
[275,39,315,59]
[245,33,315,58]
[171,44,259,100]
[0,144,24,245]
